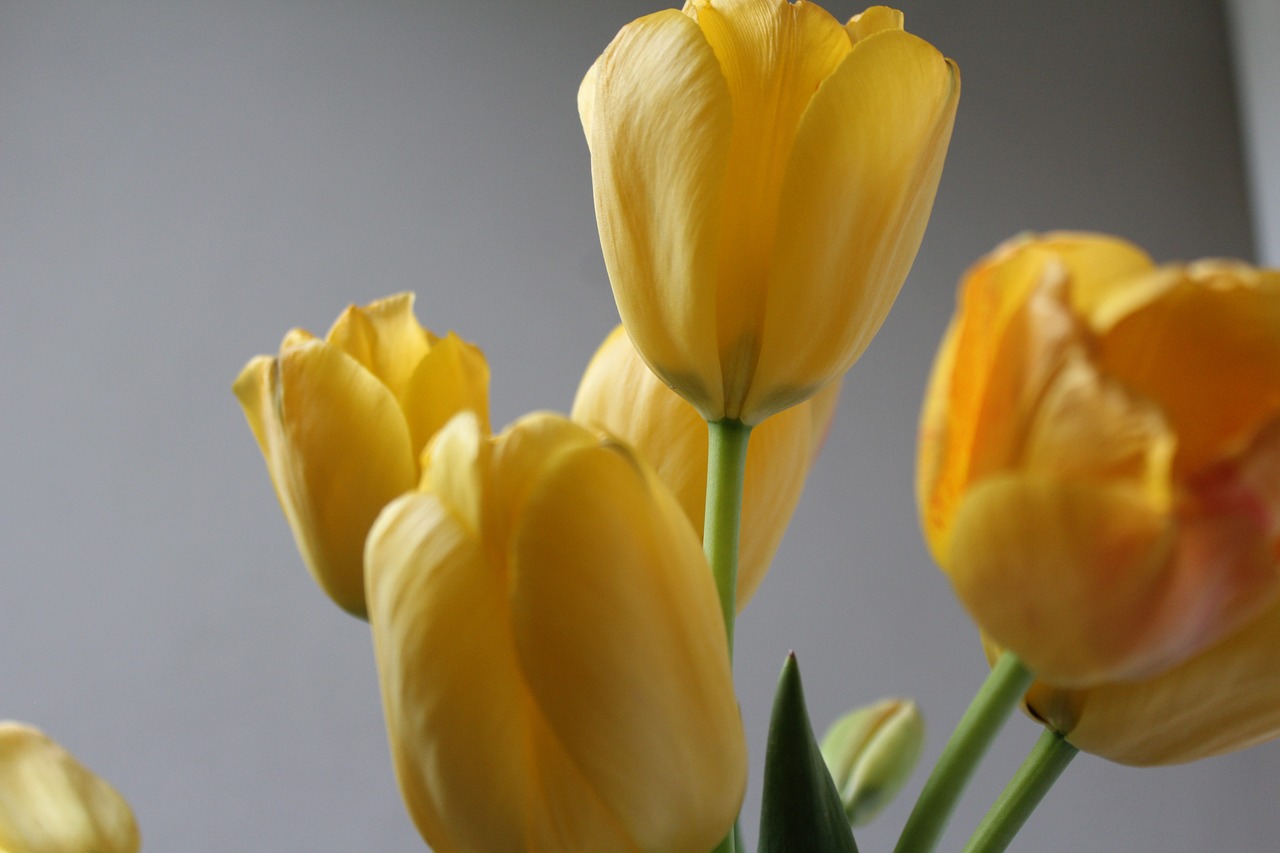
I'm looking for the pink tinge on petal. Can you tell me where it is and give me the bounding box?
[1139,429,1280,676]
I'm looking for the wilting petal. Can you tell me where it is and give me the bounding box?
[0,722,140,853]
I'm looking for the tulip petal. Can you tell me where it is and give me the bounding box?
[582,9,731,419]
[688,0,851,412]
[1023,345,1174,512]
[0,722,140,853]
[1028,232,1154,319]
[1093,263,1280,474]
[233,339,415,615]
[324,293,432,403]
[401,332,491,459]
[747,27,958,420]
[1029,596,1280,765]
[847,7,904,42]
[947,474,1178,685]
[510,442,745,853]
[571,326,835,610]
[365,493,529,852]
[917,245,1075,562]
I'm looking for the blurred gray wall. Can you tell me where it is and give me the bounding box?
[1,1,1274,850]
[1228,0,1280,263]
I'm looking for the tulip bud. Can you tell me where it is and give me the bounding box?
[580,1,958,424]
[234,293,488,617]
[572,325,838,610]
[365,411,746,852]
[0,722,140,853]
[919,232,1280,764]
[820,699,924,826]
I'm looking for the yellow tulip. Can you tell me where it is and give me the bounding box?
[579,2,959,424]
[233,293,489,617]
[918,232,1280,763]
[0,722,140,853]
[571,325,838,610]
[364,411,746,853]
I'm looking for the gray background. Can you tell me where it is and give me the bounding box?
[2,0,1276,850]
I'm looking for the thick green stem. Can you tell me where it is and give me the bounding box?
[893,653,1033,853]
[704,418,751,657]
[961,728,1077,853]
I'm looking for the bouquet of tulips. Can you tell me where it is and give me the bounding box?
[5,2,1276,852]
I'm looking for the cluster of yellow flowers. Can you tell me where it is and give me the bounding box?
[6,1,1275,852]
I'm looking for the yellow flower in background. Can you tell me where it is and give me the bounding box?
[364,411,746,853]
[233,293,489,617]
[572,325,838,610]
[579,2,959,424]
[918,233,1280,762]
[0,722,140,853]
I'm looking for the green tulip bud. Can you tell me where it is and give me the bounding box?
[820,698,924,826]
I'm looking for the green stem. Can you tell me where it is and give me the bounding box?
[703,419,750,853]
[703,418,751,657]
[961,728,1077,853]
[893,653,1033,853]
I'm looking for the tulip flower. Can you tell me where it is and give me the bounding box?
[364,411,746,852]
[579,2,959,424]
[0,722,140,853]
[234,293,489,617]
[918,232,1280,763]
[572,325,838,610]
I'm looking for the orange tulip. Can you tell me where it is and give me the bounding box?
[919,233,1280,763]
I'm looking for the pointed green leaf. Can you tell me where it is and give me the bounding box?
[760,653,860,853]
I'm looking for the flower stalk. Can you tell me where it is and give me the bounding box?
[704,418,752,656]
[894,652,1033,853]
[962,728,1078,853]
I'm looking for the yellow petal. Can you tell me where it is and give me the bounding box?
[365,493,531,852]
[582,9,731,419]
[1022,345,1174,513]
[0,722,140,853]
[233,339,415,616]
[367,416,748,852]
[401,331,491,458]
[510,440,745,852]
[688,0,851,413]
[946,474,1177,685]
[325,293,432,404]
[571,326,836,610]
[1029,232,1154,319]
[917,242,1075,562]
[847,6,904,42]
[419,411,489,535]
[1029,596,1280,765]
[1093,263,1280,475]
[745,27,958,421]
